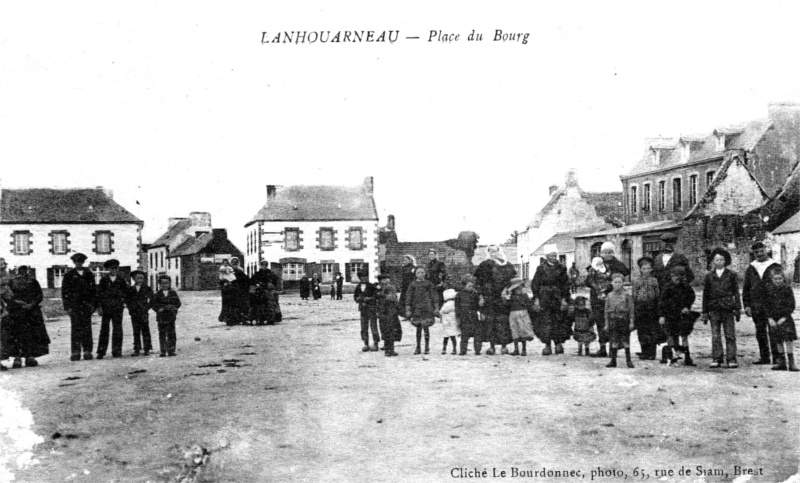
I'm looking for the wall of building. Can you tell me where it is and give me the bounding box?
[701,161,767,217]
[0,223,141,288]
[247,219,380,285]
[773,232,800,283]
[622,159,724,225]
[749,104,800,196]
[180,255,223,291]
[147,246,168,288]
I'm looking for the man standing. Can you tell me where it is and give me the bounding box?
[743,241,782,365]
[335,272,344,300]
[426,248,447,308]
[96,259,128,359]
[62,253,97,361]
[354,270,380,351]
[126,270,153,356]
[653,233,694,289]
[568,262,580,294]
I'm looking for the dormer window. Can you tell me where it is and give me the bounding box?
[652,149,661,165]
[681,142,690,163]
[715,134,725,152]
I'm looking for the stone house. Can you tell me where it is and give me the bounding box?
[773,209,800,283]
[0,186,142,292]
[384,239,474,290]
[146,212,212,289]
[517,169,623,279]
[576,102,800,281]
[244,178,380,289]
[167,228,244,290]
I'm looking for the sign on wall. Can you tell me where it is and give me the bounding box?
[213,254,232,263]
[261,232,283,246]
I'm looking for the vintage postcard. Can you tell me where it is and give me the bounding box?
[1,1,799,482]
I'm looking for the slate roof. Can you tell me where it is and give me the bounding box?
[150,219,193,248]
[623,119,773,178]
[526,189,624,230]
[169,235,207,258]
[574,220,681,239]
[773,210,800,235]
[246,184,378,226]
[0,188,141,224]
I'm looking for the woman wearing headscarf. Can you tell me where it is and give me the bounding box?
[230,257,251,323]
[474,245,516,355]
[398,254,417,314]
[3,266,50,368]
[531,244,571,355]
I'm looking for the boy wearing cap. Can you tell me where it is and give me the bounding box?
[126,270,153,356]
[653,233,694,290]
[354,270,380,352]
[96,259,129,359]
[658,266,697,366]
[150,274,181,357]
[62,253,97,361]
[375,274,402,357]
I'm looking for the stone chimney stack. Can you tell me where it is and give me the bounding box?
[189,211,212,227]
[364,176,374,195]
[768,101,800,130]
[266,185,277,201]
[564,169,579,188]
[168,217,188,229]
[96,185,114,199]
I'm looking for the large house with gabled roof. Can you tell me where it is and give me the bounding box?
[575,102,800,280]
[244,177,380,289]
[0,185,143,290]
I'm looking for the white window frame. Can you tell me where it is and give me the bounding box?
[53,266,68,289]
[688,173,699,207]
[349,262,364,281]
[285,230,299,251]
[629,184,638,215]
[95,232,112,255]
[348,228,364,250]
[282,263,304,281]
[320,229,334,250]
[321,262,334,283]
[13,232,31,255]
[658,180,666,212]
[672,177,683,211]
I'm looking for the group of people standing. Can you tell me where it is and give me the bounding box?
[1,252,184,370]
[218,258,283,325]
[351,236,797,373]
[298,273,344,301]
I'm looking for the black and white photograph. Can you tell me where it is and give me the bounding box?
[1,1,800,482]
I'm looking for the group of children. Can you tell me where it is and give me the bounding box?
[354,247,798,372]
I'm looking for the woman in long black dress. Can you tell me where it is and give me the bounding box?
[474,245,516,355]
[299,275,311,301]
[3,266,50,368]
[531,245,571,355]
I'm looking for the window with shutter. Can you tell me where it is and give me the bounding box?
[12,231,32,255]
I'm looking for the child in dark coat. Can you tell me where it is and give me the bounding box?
[150,275,182,357]
[375,274,402,357]
[456,275,482,356]
[571,296,596,356]
[405,267,438,355]
[633,257,663,361]
[766,269,798,371]
[659,266,697,366]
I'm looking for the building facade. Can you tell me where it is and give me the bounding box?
[146,212,212,289]
[577,102,800,282]
[244,178,380,288]
[517,169,623,279]
[168,228,244,290]
[0,187,142,291]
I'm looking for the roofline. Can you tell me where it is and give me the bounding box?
[244,217,379,228]
[620,155,725,181]
[574,223,681,239]
[0,220,143,225]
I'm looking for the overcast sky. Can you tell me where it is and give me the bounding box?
[3,1,800,246]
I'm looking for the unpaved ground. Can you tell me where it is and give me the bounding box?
[1,290,799,483]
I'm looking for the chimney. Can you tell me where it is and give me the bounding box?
[387,214,395,231]
[96,185,114,199]
[548,185,559,195]
[564,169,578,188]
[212,228,227,239]
[768,101,800,129]
[266,185,277,200]
[189,211,212,227]
[168,217,188,229]
[364,176,374,195]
